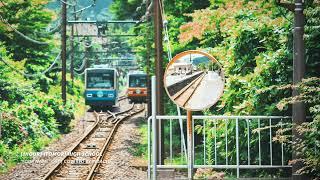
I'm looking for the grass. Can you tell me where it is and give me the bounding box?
[128,119,149,159]
[0,136,53,173]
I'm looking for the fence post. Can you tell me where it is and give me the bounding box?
[152,76,157,180]
[236,118,240,178]
[148,117,151,180]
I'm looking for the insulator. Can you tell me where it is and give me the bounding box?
[164,36,169,42]
[163,20,168,26]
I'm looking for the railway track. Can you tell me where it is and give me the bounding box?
[118,95,127,102]
[172,73,206,107]
[42,104,145,180]
[167,71,203,96]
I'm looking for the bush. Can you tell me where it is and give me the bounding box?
[0,112,26,148]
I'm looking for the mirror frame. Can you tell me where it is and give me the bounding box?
[163,50,225,111]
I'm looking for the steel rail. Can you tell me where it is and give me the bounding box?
[42,105,142,180]
[43,104,144,180]
[173,73,206,107]
[86,104,145,180]
[118,96,127,101]
[42,111,103,180]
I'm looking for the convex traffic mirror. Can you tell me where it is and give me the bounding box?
[164,50,225,111]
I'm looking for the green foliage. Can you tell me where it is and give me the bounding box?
[0,0,56,77]
[271,77,320,178]
[293,118,320,178]
[127,118,148,158]
[0,44,85,172]
[110,0,143,20]
[111,0,320,178]
[304,3,320,77]
[179,1,319,177]
[0,111,26,148]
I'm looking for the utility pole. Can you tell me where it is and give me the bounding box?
[146,0,152,117]
[70,6,76,86]
[70,25,74,85]
[61,0,67,104]
[292,0,306,179]
[154,0,165,165]
[277,0,306,179]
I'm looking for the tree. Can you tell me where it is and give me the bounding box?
[0,0,56,77]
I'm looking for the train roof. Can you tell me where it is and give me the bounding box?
[128,70,146,76]
[86,64,117,71]
[85,67,118,73]
[92,64,112,68]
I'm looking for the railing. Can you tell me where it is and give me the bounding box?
[147,115,292,179]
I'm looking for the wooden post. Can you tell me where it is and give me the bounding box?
[154,0,165,165]
[61,0,67,104]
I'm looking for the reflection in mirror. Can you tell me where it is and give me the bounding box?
[164,51,224,111]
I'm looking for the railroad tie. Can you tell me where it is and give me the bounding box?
[94,134,106,138]
[98,128,110,132]
[85,144,97,149]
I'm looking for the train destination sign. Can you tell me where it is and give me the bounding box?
[164,50,225,111]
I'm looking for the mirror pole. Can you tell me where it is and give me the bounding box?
[187,110,194,179]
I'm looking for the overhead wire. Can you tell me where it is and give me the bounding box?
[70,0,88,76]
[0,0,50,45]
[1,0,62,35]
[74,55,87,72]
[158,0,187,161]
[0,52,61,78]
[0,0,91,77]
[0,0,60,77]
[71,3,95,15]
[59,0,77,7]
[0,14,50,45]
[158,0,172,61]
[74,69,85,75]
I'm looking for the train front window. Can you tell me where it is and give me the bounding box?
[87,71,114,89]
[129,75,147,87]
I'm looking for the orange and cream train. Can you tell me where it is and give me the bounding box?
[126,71,147,103]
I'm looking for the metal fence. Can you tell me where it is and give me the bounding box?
[147,115,292,179]
[148,76,292,179]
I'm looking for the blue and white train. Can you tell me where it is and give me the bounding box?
[85,65,118,109]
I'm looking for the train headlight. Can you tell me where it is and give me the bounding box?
[128,91,134,94]
[143,91,147,94]
[136,89,141,94]
[108,94,114,98]
[97,91,104,98]
[86,94,93,97]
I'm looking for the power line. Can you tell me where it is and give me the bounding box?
[0,14,50,46]
[74,69,85,75]
[1,0,62,35]
[60,0,76,7]
[74,56,87,72]
[0,52,61,78]
[158,0,187,164]
[71,3,95,15]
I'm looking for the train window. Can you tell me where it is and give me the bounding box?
[87,71,114,89]
[129,75,147,87]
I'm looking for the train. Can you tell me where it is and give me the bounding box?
[85,65,119,109]
[126,71,147,103]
